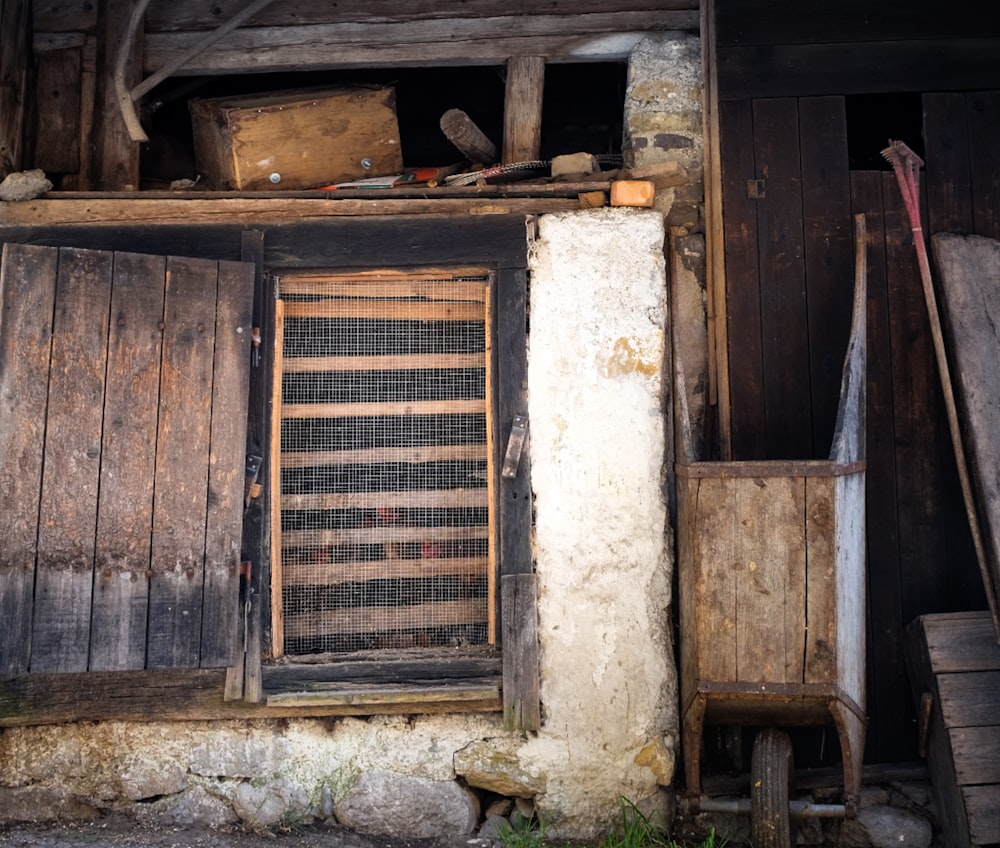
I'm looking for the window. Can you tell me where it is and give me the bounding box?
[271,268,497,657]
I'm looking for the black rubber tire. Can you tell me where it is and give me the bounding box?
[750,728,796,848]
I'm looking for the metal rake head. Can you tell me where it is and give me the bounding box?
[881,139,925,171]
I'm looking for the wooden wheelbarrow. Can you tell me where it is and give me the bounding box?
[676,215,868,847]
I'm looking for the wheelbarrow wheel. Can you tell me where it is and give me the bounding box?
[751,728,796,848]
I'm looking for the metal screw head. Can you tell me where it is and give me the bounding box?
[269,172,282,184]
[361,158,373,170]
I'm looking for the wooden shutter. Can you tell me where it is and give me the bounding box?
[0,243,254,674]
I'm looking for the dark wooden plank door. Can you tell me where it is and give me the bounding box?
[720,95,852,461]
[0,244,253,674]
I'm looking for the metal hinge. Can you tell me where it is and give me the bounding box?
[502,415,529,479]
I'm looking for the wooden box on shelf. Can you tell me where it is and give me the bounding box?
[189,86,403,190]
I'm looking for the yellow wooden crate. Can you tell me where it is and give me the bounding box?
[189,86,403,190]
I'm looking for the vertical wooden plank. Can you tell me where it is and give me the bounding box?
[967,91,1000,240]
[752,97,811,459]
[501,573,540,731]
[686,476,739,683]
[232,229,266,700]
[502,56,545,165]
[719,98,765,460]
[91,0,141,189]
[0,0,30,176]
[702,0,731,455]
[147,256,217,668]
[923,92,974,236]
[62,37,97,191]
[89,251,165,671]
[32,47,82,175]
[851,171,908,761]
[270,297,286,659]
[0,244,58,675]
[497,265,538,730]
[805,476,838,684]
[32,247,113,673]
[484,281,498,644]
[201,259,254,668]
[798,96,853,456]
[732,476,806,684]
[883,173,950,623]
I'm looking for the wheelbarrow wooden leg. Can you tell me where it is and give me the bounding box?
[829,698,867,817]
[682,692,708,802]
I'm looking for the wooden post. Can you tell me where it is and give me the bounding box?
[503,56,545,165]
[0,0,30,177]
[92,0,142,190]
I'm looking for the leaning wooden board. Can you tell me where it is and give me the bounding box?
[931,233,1000,640]
[906,611,1000,847]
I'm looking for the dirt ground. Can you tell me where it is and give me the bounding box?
[0,815,482,848]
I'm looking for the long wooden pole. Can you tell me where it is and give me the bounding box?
[882,139,1000,638]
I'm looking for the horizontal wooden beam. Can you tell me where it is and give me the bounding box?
[0,195,583,227]
[141,13,698,75]
[33,0,699,35]
[0,666,501,726]
[718,38,1000,99]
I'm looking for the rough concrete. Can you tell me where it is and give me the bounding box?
[525,207,676,837]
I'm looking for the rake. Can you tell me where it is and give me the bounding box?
[881,139,997,632]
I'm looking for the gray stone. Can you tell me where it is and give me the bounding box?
[118,756,187,801]
[0,169,52,201]
[477,814,512,843]
[233,778,312,828]
[140,783,239,827]
[858,804,933,848]
[334,770,478,838]
[189,736,290,779]
[0,785,98,822]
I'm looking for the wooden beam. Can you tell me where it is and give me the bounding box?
[142,14,699,75]
[503,56,545,164]
[0,0,30,176]
[92,0,141,189]
[0,667,501,726]
[141,0,700,33]
[0,196,583,227]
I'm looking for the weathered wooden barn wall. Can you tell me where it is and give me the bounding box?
[26,0,699,189]
[713,0,1000,765]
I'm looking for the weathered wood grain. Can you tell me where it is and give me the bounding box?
[718,39,1000,100]
[31,248,112,673]
[0,244,58,675]
[502,56,545,164]
[200,259,254,668]
[799,96,852,456]
[966,91,1000,240]
[89,251,165,672]
[91,0,140,190]
[719,98,764,459]
[141,0,697,33]
[141,14,697,75]
[932,233,1000,628]
[0,0,29,176]
[0,667,501,726]
[31,46,81,174]
[146,257,218,668]
[752,97,811,459]
[715,0,1000,48]
[0,197,581,227]
[964,784,1000,846]
[923,93,975,237]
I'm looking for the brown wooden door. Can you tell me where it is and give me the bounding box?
[0,244,254,674]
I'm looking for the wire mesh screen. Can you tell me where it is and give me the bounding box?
[275,269,495,657]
